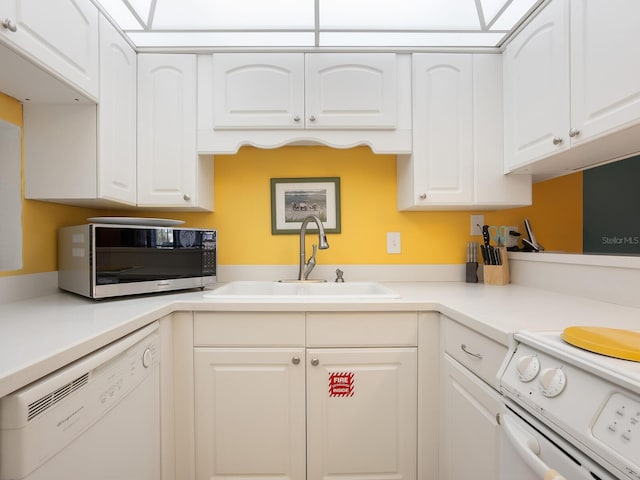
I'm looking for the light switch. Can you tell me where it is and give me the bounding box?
[387,232,401,254]
[470,215,484,236]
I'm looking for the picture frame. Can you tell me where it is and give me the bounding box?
[270,177,341,234]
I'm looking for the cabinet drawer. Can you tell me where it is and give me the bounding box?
[194,312,305,346]
[442,316,508,388]
[307,312,418,347]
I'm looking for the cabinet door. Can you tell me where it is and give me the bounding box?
[137,54,197,207]
[439,354,501,480]
[503,0,570,171]
[570,0,640,144]
[305,53,396,129]
[0,0,98,99]
[410,54,473,204]
[98,15,136,205]
[307,348,417,480]
[213,53,305,129]
[194,348,306,480]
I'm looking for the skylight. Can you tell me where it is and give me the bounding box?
[93,0,544,49]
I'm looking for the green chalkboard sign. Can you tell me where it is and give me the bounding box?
[583,155,640,255]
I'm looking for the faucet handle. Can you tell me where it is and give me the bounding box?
[335,268,344,283]
[303,244,318,280]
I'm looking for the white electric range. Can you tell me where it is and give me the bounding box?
[500,329,640,480]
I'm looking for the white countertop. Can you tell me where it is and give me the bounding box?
[1,281,639,398]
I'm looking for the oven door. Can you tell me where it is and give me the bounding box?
[500,402,617,480]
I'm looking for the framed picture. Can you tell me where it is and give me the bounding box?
[270,177,341,234]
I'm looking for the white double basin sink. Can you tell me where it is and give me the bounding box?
[205,281,400,301]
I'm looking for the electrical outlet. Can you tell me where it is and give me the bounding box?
[470,215,484,236]
[387,232,401,254]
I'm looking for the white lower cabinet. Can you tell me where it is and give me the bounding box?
[439,354,501,480]
[191,311,419,480]
[306,348,417,480]
[194,348,306,480]
[439,315,504,480]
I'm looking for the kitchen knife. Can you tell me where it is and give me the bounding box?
[482,225,491,248]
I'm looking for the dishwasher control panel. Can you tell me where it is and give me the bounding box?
[593,392,640,479]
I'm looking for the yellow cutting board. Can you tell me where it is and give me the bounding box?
[561,327,640,362]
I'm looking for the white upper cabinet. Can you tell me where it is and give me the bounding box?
[199,53,411,154]
[137,54,214,211]
[212,53,396,130]
[212,53,305,129]
[404,54,474,206]
[304,53,396,129]
[504,0,640,179]
[570,0,640,144]
[503,0,569,172]
[398,53,531,210]
[24,15,136,207]
[0,0,99,100]
[98,14,136,205]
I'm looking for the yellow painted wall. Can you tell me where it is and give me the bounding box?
[159,146,583,265]
[0,92,583,277]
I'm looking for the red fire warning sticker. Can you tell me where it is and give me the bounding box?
[329,372,354,397]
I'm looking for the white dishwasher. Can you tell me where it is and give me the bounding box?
[0,321,160,480]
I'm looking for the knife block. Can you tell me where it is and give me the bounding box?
[483,247,510,285]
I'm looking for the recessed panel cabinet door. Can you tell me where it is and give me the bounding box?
[570,0,640,144]
[137,54,197,207]
[0,0,99,99]
[98,15,136,205]
[411,54,473,204]
[213,53,305,129]
[305,53,396,129]
[503,0,570,171]
[439,354,501,480]
[306,348,417,480]
[194,348,306,480]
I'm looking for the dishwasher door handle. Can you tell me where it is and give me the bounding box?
[502,413,567,480]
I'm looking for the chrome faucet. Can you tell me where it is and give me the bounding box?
[298,214,329,281]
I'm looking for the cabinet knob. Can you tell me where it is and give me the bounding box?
[552,136,563,146]
[568,128,581,138]
[1,18,17,32]
[310,358,320,366]
[183,193,191,202]
[419,193,427,200]
[291,356,301,365]
[308,115,316,122]
[293,116,301,122]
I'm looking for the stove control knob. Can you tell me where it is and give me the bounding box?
[539,367,566,397]
[516,355,540,382]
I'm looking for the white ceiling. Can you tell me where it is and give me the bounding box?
[94,0,545,49]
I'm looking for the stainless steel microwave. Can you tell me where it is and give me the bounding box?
[58,224,216,299]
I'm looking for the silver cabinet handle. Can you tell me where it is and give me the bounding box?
[310,358,319,366]
[461,344,483,359]
[292,356,301,365]
[2,18,17,32]
[552,136,563,146]
[293,116,301,122]
[419,193,427,200]
[568,128,581,138]
[183,193,191,202]
[309,115,316,122]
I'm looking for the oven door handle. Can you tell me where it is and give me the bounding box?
[502,413,567,480]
